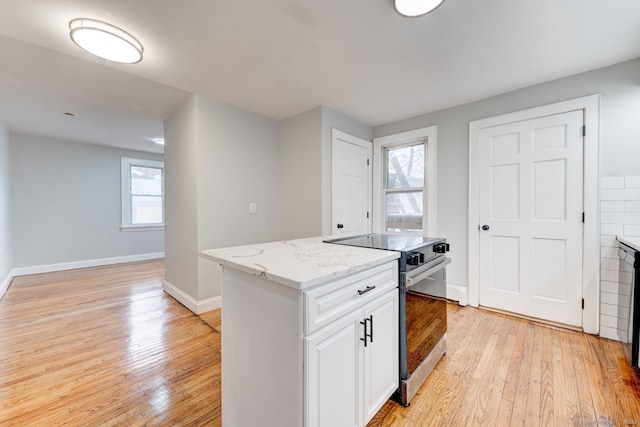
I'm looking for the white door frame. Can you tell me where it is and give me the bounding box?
[373,126,437,236]
[331,129,373,234]
[468,95,600,334]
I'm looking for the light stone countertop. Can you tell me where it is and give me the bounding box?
[199,236,400,290]
[618,236,640,252]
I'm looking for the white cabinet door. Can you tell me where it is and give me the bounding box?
[305,310,363,427]
[363,290,399,423]
[305,288,399,427]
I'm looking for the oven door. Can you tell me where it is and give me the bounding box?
[398,257,450,405]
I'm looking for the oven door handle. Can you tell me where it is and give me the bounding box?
[406,257,451,287]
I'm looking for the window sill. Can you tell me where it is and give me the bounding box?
[120,225,165,232]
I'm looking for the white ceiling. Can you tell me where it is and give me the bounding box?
[0,0,639,153]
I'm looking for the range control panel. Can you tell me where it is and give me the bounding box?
[404,243,450,271]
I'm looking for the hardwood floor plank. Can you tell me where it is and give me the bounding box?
[487,319,519,426]
[538,326,554,426]
[551,328,569,426]
[509,322,536,425]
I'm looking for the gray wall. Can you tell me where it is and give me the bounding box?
[196,95,280,298]
[164,96,199,298]
[278,106,373,239]
[10,133,164,268]
[164,94,280,302]
[279,107,322,240]
[373,58,640,289]
[0,121,11,287]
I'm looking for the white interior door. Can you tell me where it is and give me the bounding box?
[478,110,584,327]
[332,129,372,235]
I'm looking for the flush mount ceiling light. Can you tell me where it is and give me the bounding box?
[69,18,143,64]
[394,0,445,17]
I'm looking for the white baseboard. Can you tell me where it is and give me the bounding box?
[447,283,469,306]
[163,280,222,315]
[11,252,165,277]
[0,270,14,300]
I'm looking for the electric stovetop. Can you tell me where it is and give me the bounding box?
[325,233,445,252]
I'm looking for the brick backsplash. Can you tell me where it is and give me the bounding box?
[599,176,640,341]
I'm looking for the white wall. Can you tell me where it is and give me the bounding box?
[10,133,164,269]
[164,94,280,308]
[373,58,640,290]
[0,121,11,297]
[599,176,640,341]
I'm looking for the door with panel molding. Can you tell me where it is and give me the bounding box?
[478,110,584,327]
[332,129,372,235]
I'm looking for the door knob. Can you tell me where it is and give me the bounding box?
[481,224,490,231]
[337,223,344,229]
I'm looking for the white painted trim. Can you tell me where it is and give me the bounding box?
[11,252,165,277]
[163,280,222,314]
[120,225,164,232]
[0,270,14,300]
[468,94,600,334]
[447,283,468,306]
[121,156,165,229]
[373,126,437,236]
[331,129,373,234]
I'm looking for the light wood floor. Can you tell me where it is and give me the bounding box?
[0,260,220,426]
[1,260,640,426]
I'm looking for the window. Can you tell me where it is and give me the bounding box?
[121,157,164,229]
[383,142,425,233]
[373,126,436,235]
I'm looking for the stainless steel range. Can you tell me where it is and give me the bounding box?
[325,233,451,406]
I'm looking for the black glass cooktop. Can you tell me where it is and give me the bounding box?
[325,233,445,252]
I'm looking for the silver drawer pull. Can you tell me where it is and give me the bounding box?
[357,285,376,295]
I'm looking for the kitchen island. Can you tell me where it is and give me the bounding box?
[200,236,400,427]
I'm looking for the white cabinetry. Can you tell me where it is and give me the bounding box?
[305,309,361,427]
[305,289,398,427]
[213,248,399,427]
[363,290,399,422]
[304,264,398,427]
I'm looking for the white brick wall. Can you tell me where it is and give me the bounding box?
[599,176,640,340]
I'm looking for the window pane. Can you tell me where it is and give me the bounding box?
[385,192,423,232]
[132,196,163,224]
[386,144,424,190]
[131,166,162,196]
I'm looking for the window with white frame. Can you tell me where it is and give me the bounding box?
[121,157,164,229]
[383,142,425,233]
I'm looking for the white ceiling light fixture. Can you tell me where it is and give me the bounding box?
[394,0,445,17]
[69,18,143,64]
[152,138,165,146]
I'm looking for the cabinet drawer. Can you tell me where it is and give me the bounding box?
[304,261,398,335]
